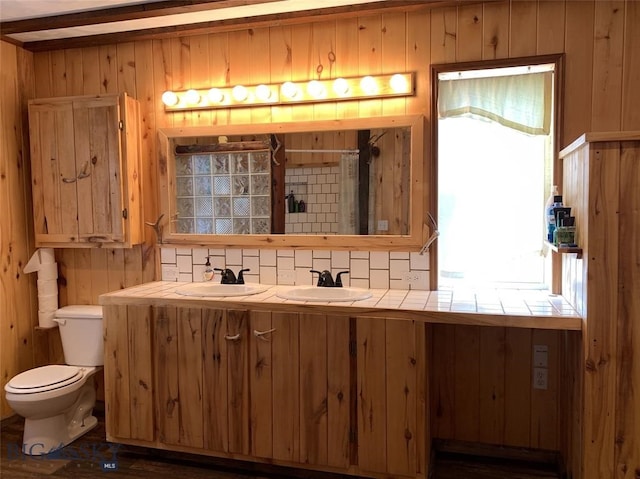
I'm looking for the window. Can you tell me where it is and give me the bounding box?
[432,57,561,290]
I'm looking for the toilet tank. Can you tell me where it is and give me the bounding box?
[54,305,104,367]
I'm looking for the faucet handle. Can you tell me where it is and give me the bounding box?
[310,269,323,286]
[214,268,236,284]
[236,268,250,284]
[335,271,349,287]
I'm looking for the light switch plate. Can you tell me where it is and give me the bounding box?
[533,344,548,368]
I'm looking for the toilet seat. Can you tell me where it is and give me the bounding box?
[5,365,82,394]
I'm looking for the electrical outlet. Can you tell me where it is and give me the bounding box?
[533,345,548,367]
[377,220,389,231]
[533,368,548,390]
[402,271,427,287]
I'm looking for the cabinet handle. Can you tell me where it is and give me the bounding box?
[62,176,77,183]
[224,333,241,341]
[77,161,91,179]
[253,328,276,341]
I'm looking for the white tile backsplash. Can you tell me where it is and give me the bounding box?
[160,246,431,290]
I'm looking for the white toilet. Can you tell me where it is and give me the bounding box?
[4,305,104,456]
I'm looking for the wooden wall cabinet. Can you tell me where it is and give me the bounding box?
[103,303,428,478]
[28,93,143,247]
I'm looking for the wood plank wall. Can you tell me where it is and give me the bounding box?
[2,4,639,470]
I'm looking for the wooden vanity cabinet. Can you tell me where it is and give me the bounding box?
[103,303,427,478]
[28,93,143,247]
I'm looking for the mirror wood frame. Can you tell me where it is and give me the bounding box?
[158,114,426,251]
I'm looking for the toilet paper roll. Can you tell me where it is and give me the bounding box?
[24,248,56,273]
[37,262,58,280]
[38,293,59,312]
[37,279,58,295]
[38,248,55,264]
[38,310,57,328]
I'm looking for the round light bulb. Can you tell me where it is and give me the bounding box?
[390,73,408,93]
[307,80,326,98]
[161,90,178,106]
[232,85,248,102]
[255,84,272,101]
[360,76,378,95]
[281,81,299,99]
[185,89,200,105]
[208,88,224,103]
[333,78,349,95]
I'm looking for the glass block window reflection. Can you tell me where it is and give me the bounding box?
[175,150,271,234]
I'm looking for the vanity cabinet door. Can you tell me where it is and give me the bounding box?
[103,304,155,443]
[356,317,427,478]
[28,93,142,247]
[248,311,351,469]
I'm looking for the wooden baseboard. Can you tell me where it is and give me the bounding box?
[432,439,561,468]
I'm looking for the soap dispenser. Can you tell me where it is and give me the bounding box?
[203,257,214,282]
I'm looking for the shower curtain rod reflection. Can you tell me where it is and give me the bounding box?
[286,148,359,154]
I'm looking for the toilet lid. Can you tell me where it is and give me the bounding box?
[8,365,82,392]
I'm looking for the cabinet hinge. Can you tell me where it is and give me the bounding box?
[349,339,357,357]
[122,208,128,219]
[119,120,124,130]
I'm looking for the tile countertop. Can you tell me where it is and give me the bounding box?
[99,281,583,331]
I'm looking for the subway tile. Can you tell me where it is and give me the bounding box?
[178,272,193,282]
[312,258,331,272]
[350,251,369,259]
[331,251,350,269]
[243,255,260,272]
[192,264,207,282]
[369,269,390,289]
[295,267,314,286]
[260,249,277,266]
[160,248,176,264]
[350,258,369,278]
[370,251,389,269]
[177,255,193,273]
[176,248,192,256]
[295,250,313,267]
[389,259,410,279]
[277,249,294,257]
[208,248,226,257]
[390,251,409,260]
[277,256,295,271]
[243,249,259,257]
[410,251,429,270]
[225,249,242,266]
[350,278,369,289]
[259,266,277,284]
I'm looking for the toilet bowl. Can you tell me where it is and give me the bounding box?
[4,305,103,456]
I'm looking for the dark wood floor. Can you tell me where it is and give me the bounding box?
[1,410,560,479]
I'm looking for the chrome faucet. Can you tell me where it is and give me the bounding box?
[309,269,349,287]
[214,268,250,284]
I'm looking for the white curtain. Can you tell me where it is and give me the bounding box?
[338,152,359,234]
[438,72,553,135]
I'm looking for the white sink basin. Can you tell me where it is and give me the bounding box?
[175,283,269,297]
[276,287,372,302]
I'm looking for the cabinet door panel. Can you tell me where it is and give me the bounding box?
[357,317,387,473]
[127,305,154,442]
[299,313,328,465]
[202,308,229,452]
[249,311,273,459]
[104,305,131,439]
[271,312,300,462]
[176,308,204,448]
[74,97,124,241]
[326,314,351,469]
[227,309,249,455]
[154,306,180,445]
[385,319,418,476]
[29,103,78,239]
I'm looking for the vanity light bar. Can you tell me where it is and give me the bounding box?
[162,72,415,111]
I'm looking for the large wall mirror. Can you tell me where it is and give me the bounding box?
[158,115,425,250]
